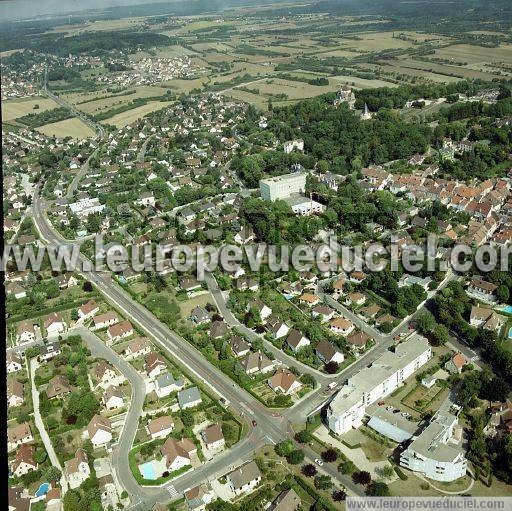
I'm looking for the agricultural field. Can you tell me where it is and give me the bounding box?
[2,96,59,121]
[36,117,95,138]
[434,43,512,67]
[98,100,172,127]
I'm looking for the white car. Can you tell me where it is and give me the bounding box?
[315,458,324,466]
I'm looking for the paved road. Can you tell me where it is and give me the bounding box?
[137,135,154,164]
[29,358,69,493]
[71,327,152,500]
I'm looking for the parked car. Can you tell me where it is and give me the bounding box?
[315,458,324,466]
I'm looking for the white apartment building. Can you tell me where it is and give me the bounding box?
[400,410,467,482]
[285,193,326,216]
[69,197,105,218]
[327,335,431,435]
[260,173,306,202]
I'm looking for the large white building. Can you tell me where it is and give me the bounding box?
[400,410,467,482]
[260,173,306,202]
[327,334,431,435]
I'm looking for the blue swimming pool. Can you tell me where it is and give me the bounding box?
[139,461,157,480]
[35,483,50,497]
[502,305,512,314]
[508,327,512,339]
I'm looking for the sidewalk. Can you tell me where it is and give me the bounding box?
[30,358,69,493]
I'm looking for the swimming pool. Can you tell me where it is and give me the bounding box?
[35,482,50,497]
[502,305,512,314]
[508,327,512,339]
[139,461,157,480]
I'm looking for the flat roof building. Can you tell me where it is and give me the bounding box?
[260,173,306,202]
[327,334,431,435]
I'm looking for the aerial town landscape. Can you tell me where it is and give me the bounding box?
[2,0,512,510]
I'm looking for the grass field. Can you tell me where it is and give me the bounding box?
[99,100,172,128]
[2,97,60,121]
[434,43,512,66]
[76,86,171,115]
[36,117,95,138]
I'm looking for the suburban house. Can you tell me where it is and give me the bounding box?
[7,422,33,452]
[286,329,310,352]
[7,379,24,408]
[268,368,302,395]
[93,311,119,330]
[243,351,276,375]
[16,320,36,344]
[227,461,262,496]
[11,444,37,477]
[145,352,167,379]
[147,416,174,440]
[346,292,366,306]
[299,293,320,307]
[269,489,301,511]
[329,317,355,336]
[87,415,113,448]
[155,372,185,398]
[248,299,272,322]
[209,320,229,339]
[190,305,210,325]
[234,226,255,244]
[347,331,370,351]
[7,352,23,373]
[78,300,100,320]
[445,353,468,375]
[184,484,214,511]
[311,305,335,322]
[102,387,124,410]
[95,362,119,388]
[180,276,202,294]
[46,375,72,399]
[123,337,151,359]
[266,316,290,339]
[178,386,202,409]
[107,320,134,344]
[160,437,195,472]
[469,306,505,331]
[44,312,67,338]
[315,340,344,365]
[65,449,91,489]
[38,343,61,363]
[229,336,250,358]
[467,278,498,302]
[201,423,225,451]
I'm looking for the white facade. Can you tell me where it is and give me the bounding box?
[260,173,306,202]
[400,411,467,482]
[327,335,431,435]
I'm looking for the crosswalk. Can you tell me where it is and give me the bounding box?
[166,485,178,497]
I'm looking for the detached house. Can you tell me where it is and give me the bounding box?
[155,372,185,398]
[178,386,202,409]
[248,299,272,322]
[299,293,320,307]
[470,306,505,331]
[16,320,36,344]
[11,444,37,477]
[201,424,225,451]
[107,320,134,344]
[65,449,91,489]
[286,329,310,352]
[124,337,151,359]
[243,351,276,375]
[445,353,468,375]
[7,352,23,374]
[78,300,100,320]
[347,331,370,351]
[44,312,67,338]
[8,422,33,452]
[266,316,290,339]
[467,278,498,302]
[234,226,255,244]
[93,311,119,330]
[87,415,113,448]
[268,368,302,395]
[7,379,24,408]
[95,362,118,388]
[227,461,262,496]
[160,437,195,472]
[145,352,167,379]
[46,375,72,399]
[330,317,355,336]
[315,340,344,365]
[102,387,124,410]
[147,416,174,440]
[230,336,250,358]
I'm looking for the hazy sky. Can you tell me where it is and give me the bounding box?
[0,0,173,21]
